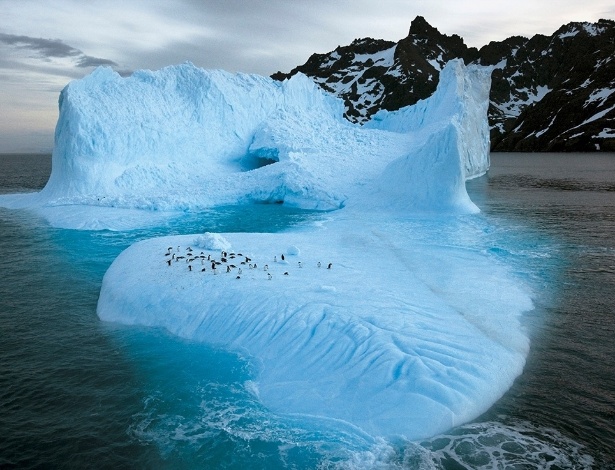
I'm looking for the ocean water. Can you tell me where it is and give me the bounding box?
[0,152,613,469]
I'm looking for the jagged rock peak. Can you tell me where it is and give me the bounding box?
[408,15,440,37]
[345,37,396,54]
[272,16,615,151]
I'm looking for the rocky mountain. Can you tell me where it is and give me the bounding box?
[272,16,615,152]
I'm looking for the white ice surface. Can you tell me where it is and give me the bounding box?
[97,212,532,439]
[0,59,490,228]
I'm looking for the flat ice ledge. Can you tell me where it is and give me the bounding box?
[97,215,532,439]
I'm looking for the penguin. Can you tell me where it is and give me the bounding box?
[167,259,172,266]
[226,265,231,273]
[267,273,272,280]
[236,275,241,279]
[284,272,289,276]
[188,265,192,271]
[201,267,206,272]
[298,261,302,268]
[274,256,277,262]
[317,262,321,268]
[327,263,332,269]
[264,264,268,271]
[281,254,285,261]
[238,268,243,275]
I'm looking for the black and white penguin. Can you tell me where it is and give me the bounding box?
[328,263,332,269]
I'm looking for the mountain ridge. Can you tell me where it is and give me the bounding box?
[272,16,615,152]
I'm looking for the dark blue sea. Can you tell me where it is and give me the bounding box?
[0,152,613,469]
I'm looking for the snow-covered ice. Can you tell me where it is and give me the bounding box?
[0,59,533,439]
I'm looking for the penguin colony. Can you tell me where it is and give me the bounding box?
[163,245,332,281]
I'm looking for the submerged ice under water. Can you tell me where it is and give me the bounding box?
[1,152,612,468]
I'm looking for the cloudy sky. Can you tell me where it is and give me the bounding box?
[1,0,613,153]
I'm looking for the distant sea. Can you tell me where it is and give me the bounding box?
[0,152,613,469]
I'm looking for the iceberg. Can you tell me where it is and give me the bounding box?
[1,59,532,440]
[0,59,489,228]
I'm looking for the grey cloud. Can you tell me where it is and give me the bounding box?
[0,33,81,59]
[0,32,117,68]
[76,55,118,68]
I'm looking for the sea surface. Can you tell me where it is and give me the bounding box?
[0,152,613,469]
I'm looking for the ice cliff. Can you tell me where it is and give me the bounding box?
[0,59,490,226]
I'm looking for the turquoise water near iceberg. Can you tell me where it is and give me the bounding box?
[1,152,612,468]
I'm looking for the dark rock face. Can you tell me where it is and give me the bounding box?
[273,16,615,152]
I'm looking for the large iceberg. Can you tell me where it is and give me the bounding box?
[0,59,532,440]
[0,59,490,228]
